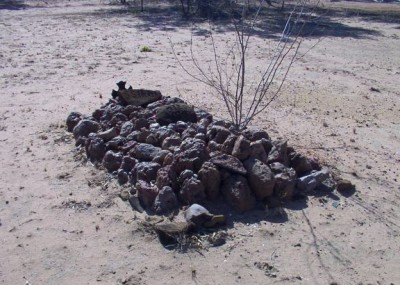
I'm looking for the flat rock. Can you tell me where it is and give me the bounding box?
[210,154,247,175]
[116,89,162,106]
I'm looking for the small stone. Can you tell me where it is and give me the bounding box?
[136,180,159,209]
[232,135,251,161]
[289,152,313,176]
[336,178,355,195]
[117,169,129,185]
[153,186,179,214]
[73,119,101,139]
[131,162,161,183]
[130,143,162,161]
[221,174,256,213]
[103,150,123,172]
[120,121,134,137]
[119,189,130,201]
[85,135,106,162]
[268,140,289,166]
[208,125,231,144]
[242,128,270,142]
[274,167,297,200]
[179,177,206,204]
[198,162,221,201]
[184,204,225,228]
[97,127,118,142]
[297,168,330,192]
[66,111,82,132]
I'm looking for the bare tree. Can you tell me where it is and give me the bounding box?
[171,0,319,130]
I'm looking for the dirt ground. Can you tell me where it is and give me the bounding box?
[0,0,399,284]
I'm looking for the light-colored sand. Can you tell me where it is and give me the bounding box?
[0,1,399,284]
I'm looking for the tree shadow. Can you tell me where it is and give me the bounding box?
[0,0,29,10]
[82,2,383,39]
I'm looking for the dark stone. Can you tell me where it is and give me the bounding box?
[207,141,221,153]
[221,174,256,213]
[103,150,123,172]
[117,169,129,185]
[105,136,127,151]
[268,140,289,166]
[232,135,251,161]
[97,127,118,142]
[133,117,149,131]
[152,150,171,165]
[336,178,355,196]
[73,119,101,139]
[243,158,275,200]
[289,152,313,176]
[131,162,161,183]
[198,162,221,201]
[156,166,173,189]
[297,168,329,192]
[92,109,104,121]
[110,113,128,127]
[179,177,206,204]
[120,121,134,137]
[249,140,268,164]
[156,103,197,126]
[121,156,136,172]
[128,195,144,213]
[269,162,286,174]
[242,128,270,142]
[136,180,159,209]
[210,154,247,175]
[66,112,82,132]
[85,135,106,162]
[116,89,162,106]
[161,136,182,152]
[208,125,231,144]
[221,134,238,155]
[153,186,179,214]
[274,167,297,200]
[178,169,194,185]
[130,143,162,161]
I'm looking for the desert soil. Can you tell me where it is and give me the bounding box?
[0,0,399,284]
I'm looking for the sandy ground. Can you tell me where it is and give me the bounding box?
[0,0,399,284]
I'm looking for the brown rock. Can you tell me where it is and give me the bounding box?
[198,162,221,200]
[210,154,247,175]
[232,135,251,161]
[179,177,206,204]
[243,158,275,200]
[136,180,159,208]
[221,174,256,213]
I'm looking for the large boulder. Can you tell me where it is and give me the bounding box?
[243,158,275,200]
[221,174,256,213]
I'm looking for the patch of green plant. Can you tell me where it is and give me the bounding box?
[140,46,152,52]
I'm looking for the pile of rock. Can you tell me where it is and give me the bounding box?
[67,82,334,215]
